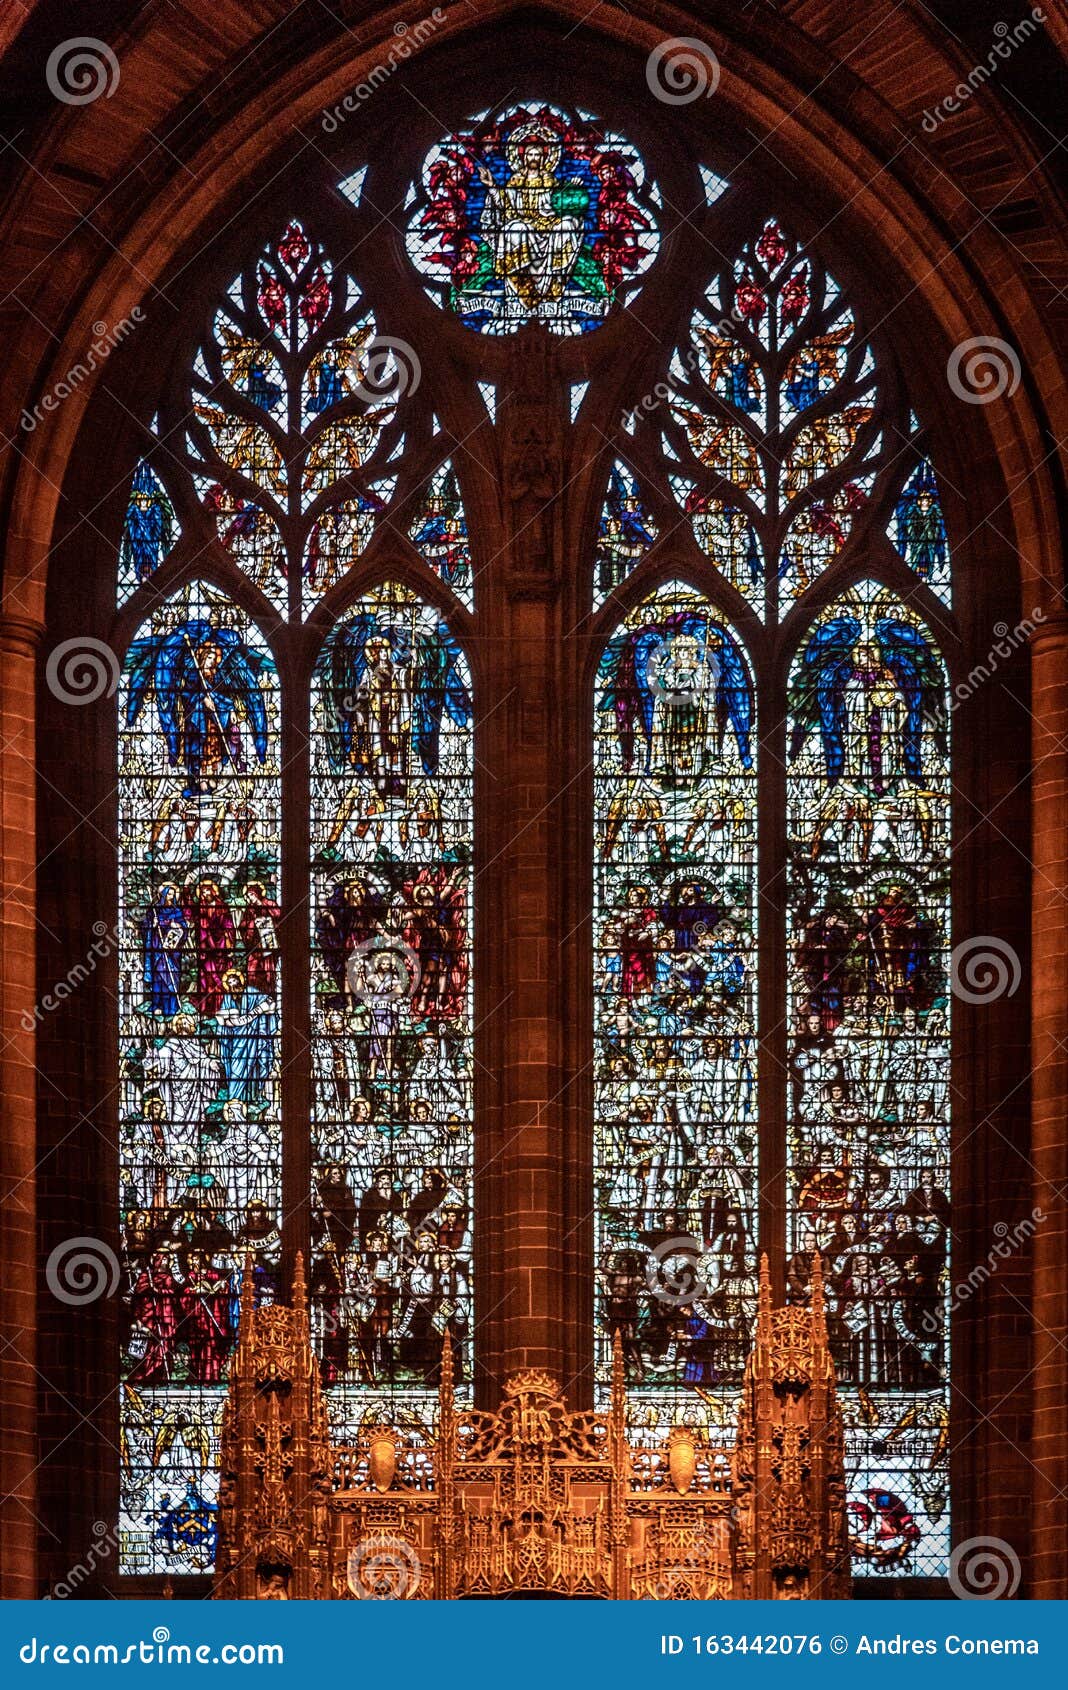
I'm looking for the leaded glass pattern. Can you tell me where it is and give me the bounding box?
[309,583,474,1433]
[785,579,951,1576]
[665,218,888,619]
[405,104,660,335]
[117,582,281,1574]
[183,220,404,619]
[888,457,951,604]
[118,459,179,605]
[593,462,658,609]
[409,460,473,607]
[593,583,758,1425]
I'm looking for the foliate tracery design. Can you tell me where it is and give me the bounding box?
[118,582,282,1574]
[174,219,411,619]
[405,104,661,335]
[594,583,758,1431]
[785,580,951,1576]
[309,583,474,1434]
[663,217,889,620]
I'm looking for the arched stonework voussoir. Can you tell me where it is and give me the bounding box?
[2,3,1065,629]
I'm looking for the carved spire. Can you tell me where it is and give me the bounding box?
[809,1250,828,1345]
[292,1250,308,1342]
[611,1325,626,1421]
[238,1251,255,1348]
[757,1251,772,1339]
[439,1329,454,1417]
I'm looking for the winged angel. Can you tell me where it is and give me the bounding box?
[789,604,948,862]
[598,608,752,782]
[125,612,273,798]
[319,608,471,803]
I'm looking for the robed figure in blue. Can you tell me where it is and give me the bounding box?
[141,883,188,1016]
[215,968,278,1111]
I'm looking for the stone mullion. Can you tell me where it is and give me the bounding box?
[0,610,44,1597]
[758,662,789,1303]
[279,635,312,1293]
[1029,613,1068,1598]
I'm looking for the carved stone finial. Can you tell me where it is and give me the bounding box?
[291,1251,307,1315]
[758,1251,773,1332]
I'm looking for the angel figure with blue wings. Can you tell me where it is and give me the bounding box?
[598,608,752,783]
[125,614,274,799]
[319,606,471,845]
[789,602,947,861]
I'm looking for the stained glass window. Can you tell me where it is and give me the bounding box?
[666,217,889,620]
[409,460,473,607]
[118,457,179,605]
[118,582,281,1575]
[593,583,758,1444]
[185,219,405,619]
[405,104,660,335]
[785,580,950,1576]
[593,462,659,610]
[888,457,952,604]
[309,583,474,1438]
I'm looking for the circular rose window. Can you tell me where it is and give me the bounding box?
[405,103,661,336]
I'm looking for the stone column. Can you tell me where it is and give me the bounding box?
[476,329,574,1393]
[1030,611,1068,1598]
[0,611,43,1597]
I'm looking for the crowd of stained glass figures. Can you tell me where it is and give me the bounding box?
[785,581,951,1573]
[406,103,661,335]
[111,135,958,1581]
[593,585,759,1434]
[309,585,473,1422]
[118,583,281,1574]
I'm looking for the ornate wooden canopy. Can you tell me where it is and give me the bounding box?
[214,1253,848,1600]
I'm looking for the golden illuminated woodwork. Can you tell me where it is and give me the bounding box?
[214,1255,848,1600]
